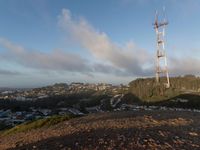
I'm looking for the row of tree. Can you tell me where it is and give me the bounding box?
[129,75,200,102]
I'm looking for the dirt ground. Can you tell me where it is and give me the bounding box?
[0,110,200,150]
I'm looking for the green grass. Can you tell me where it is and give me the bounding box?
[2,115,76,136]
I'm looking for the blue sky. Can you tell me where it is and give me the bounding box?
[0,0,200,88]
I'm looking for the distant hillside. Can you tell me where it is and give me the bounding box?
[129,75,200,102]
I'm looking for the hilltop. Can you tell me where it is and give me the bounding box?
[129,75,200,102]
[1,76,200,149]
[0,110,200,150]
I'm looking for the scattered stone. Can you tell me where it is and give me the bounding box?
[32,145,37,149]
[189,132,198,136]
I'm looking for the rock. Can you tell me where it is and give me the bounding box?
[189,132,198,136]
[33,145,37,149]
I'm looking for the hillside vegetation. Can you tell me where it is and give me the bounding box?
[129,75,200,102]
[2,115,76,136]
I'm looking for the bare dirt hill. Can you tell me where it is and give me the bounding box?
[1,110,200,150]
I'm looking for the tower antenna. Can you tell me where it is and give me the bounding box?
[153,9,170,88]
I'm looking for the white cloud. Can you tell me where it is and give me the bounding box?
[169,56,200,76]
[58,8,153,76]
[0,69,21,76]
[0,8,153,80]
[0,38,91,73]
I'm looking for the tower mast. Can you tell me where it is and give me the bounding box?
[154,10,170,88]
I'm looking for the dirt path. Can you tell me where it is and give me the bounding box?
[0,110,200,150]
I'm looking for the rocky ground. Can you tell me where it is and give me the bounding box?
[0,110,200,150]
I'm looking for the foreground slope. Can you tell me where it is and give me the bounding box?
[1,110,200,150]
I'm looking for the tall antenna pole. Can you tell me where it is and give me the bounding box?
[153,9,170,88]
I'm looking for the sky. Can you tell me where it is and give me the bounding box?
[0,0,200,88]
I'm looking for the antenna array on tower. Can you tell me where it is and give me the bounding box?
[153,9,170,88]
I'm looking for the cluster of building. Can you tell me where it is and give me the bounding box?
[0,83,129,129]
[0,107,86,128]
[0,108,49,127]
[0,83,128,101]
[0,104,108,128]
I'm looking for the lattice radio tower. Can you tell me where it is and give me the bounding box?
[153,9,170,88]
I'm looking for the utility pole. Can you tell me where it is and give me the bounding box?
[153,9,170,88]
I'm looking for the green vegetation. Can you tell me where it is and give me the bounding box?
[121,93,142,104]
[2,115,76,136]
[129,76,200,102]
[154,94,200,109]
